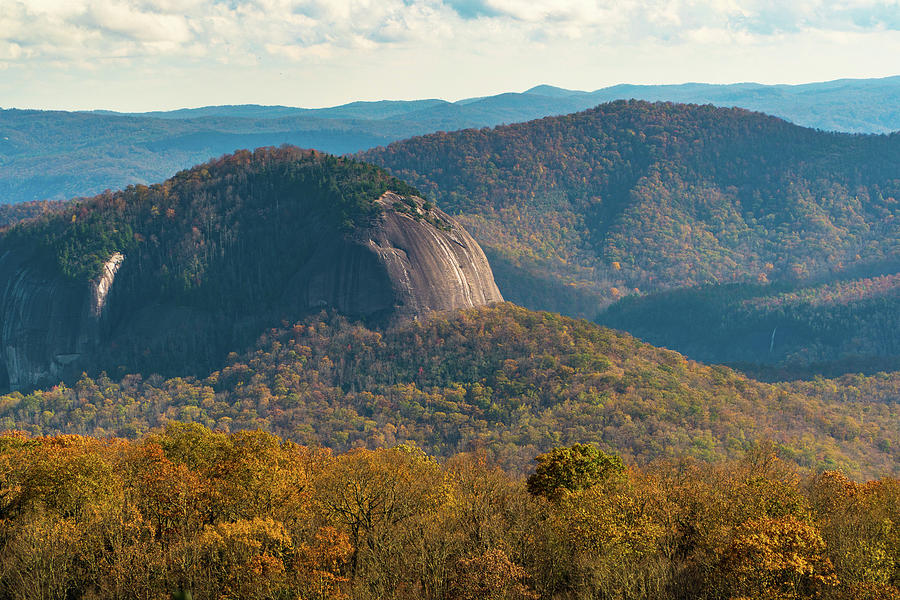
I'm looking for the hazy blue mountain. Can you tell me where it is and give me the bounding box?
[518,78,900,133]
[3,75,900,205]
[523,84,590,97]
[580,77,900,133]
[89,105,307,120]
[0,109,423,204]
[94,98,451,121]
[104,76,900,133]
[391,92,596,130]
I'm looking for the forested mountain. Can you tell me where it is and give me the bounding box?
[365,101,900,310]
[363,101,900,374]
[3,304,898,479]
[5,76,900,206]
[0,147,501,391]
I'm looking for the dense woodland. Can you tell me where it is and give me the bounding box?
[2,304,898,479]
[364,101,900,316]
[0,425,897,600]
[597,274,900,376]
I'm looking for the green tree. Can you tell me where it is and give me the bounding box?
[526,443,624,502]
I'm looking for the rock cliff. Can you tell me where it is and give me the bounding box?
[291,193,502,322]
[0,251,123,391]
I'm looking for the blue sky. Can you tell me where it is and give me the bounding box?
[3,0,900,111]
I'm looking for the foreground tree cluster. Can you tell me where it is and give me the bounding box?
[0,425,897,600]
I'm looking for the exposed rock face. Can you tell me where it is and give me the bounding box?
[91,252,124,318]
[0,251,122,391]
[292,193,502,322]
[0,194,501,391]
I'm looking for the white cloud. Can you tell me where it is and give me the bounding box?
[1,0,899,109]
[265,41,333,60]
[0,41,24,60]
[4,0,900,65]
[81,2,193,43]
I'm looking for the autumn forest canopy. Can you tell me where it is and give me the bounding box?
[1,424,898,600]
[2,304,900,479]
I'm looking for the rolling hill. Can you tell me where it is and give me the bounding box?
[1,303,898,479]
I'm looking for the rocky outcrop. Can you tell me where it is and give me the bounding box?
[0,193,501,391]
[0,251,123,391]
[91,252,124,318]
[291,193,502,322]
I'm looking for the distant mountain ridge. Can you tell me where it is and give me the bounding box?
[85,75,900,134]
[3,75,900,205]
[91,98,452,121]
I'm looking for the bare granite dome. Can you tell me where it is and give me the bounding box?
[0,193,502,391]
[291,193,502,322]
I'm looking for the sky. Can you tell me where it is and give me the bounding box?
[2,0,900,111]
